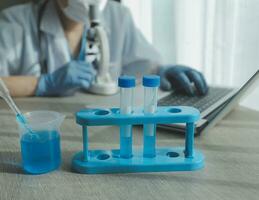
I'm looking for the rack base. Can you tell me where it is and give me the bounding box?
[72,147,204,174]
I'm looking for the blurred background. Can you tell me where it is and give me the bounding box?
[123,0,259,110]
[0,0,258,110]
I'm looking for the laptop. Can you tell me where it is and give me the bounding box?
[158,70,259,135]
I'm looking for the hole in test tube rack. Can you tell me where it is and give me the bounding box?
[94,110,110,116]
[97,153,110,160]
[166,152,180,158]
[168,108,182,114]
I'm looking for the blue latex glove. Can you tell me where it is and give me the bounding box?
[159,65,208,96]
[36,61,96,96]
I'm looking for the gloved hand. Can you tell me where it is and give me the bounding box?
[159,65,208,96]
[35,61,96,96]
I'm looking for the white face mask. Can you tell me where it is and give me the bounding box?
[63,0,108,24]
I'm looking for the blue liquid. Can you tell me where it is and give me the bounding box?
[120,136,132,158]
[20,131,61,174]
[143,135,156,158]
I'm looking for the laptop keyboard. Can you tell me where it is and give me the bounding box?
[158,87,234,112]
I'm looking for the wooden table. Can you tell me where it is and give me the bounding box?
[0,90,259,200]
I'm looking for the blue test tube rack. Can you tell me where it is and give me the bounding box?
[72,106,205,174]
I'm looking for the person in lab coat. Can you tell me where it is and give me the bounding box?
[0,0,208,97]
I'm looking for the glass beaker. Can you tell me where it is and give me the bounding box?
[17,111,65,174]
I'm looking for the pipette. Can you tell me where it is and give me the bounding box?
[0,78,32,131]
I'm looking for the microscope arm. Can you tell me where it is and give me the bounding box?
[95,26,110,77]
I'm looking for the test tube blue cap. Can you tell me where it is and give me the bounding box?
[143,75,160,87]
[118,76,136,88]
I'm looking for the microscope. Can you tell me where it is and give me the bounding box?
[86,5,118,95]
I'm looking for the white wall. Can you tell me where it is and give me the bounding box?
[123,0,153,43]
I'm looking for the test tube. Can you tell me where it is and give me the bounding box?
[118,76,136,158]
[143,75,160,158]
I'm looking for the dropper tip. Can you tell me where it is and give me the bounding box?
[16,114,27,124]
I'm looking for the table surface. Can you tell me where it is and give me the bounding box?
[0,89,259,200]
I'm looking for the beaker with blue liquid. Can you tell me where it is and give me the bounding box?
[17,111,65,174]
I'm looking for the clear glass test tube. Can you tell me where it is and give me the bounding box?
[118,76,136,158]
[143,75,160,158]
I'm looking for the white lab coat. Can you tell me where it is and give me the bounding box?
[0,1,162,77]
